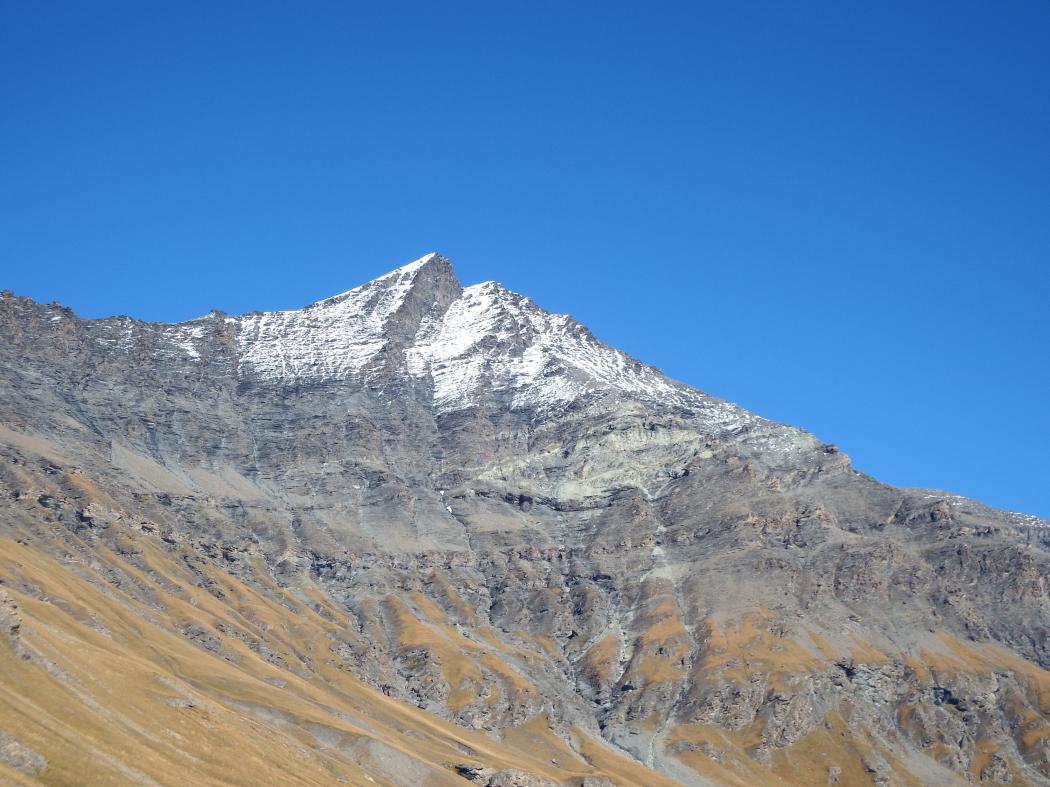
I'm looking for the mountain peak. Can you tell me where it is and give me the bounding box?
[159,252,761,426]
[377,251,455,288]
[313,252,457,310]
[14,251,752,429]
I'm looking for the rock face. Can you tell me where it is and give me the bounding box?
[1,253,1049,786]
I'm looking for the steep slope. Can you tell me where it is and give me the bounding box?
[1,254,1049,786]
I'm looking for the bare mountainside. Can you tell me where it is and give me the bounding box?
[1,253,1049,786]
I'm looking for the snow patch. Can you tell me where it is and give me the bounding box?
[404,280,739,419]
[164,324,207,359]
[235,254,434,380]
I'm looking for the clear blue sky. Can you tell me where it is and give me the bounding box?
[2,2,1048,517]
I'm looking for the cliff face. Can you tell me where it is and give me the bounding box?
[1,254,1048,786]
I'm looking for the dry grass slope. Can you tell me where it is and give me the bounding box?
[0,530,661,786]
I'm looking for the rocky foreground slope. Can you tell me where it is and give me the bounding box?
[1,254,1049,786]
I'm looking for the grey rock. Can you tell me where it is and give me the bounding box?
[0,731,47,775]
[0,590,27,660]
[981,753,1013,783]
[485,769,556,787]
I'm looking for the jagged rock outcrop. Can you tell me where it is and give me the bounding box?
[1,254,1048,786]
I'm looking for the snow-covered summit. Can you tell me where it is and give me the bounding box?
[158,253,751,425]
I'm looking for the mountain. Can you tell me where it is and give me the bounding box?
[1,253,1048,786]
